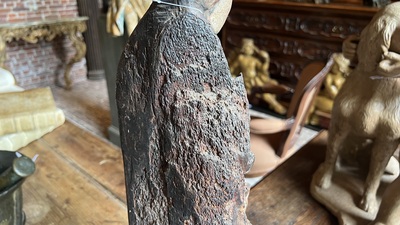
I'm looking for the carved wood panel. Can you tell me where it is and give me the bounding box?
[225,30,340,87]
[227,9,369,40]
[222,0,377,87]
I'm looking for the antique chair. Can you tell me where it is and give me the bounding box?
[246,56,335,178]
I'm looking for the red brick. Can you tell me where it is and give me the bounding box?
[5,2,16,8]
[42,15,59,20]
[0,8,11,14]
[26,15,42,21]
[6,12,17,19]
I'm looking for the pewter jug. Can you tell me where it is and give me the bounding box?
[0,151,35,225]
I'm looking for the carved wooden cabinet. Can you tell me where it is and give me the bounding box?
[221,0,377,88]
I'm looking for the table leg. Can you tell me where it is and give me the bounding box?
[64,31,86,90]
[0,37,6,68]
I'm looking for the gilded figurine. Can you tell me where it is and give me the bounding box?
[308,53,352,126]
[229,38,287,114]
[107,0,152,36]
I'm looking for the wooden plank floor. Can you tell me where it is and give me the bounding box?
[51,79,111,139]
[19,121,128,225]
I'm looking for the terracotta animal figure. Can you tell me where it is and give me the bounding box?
[314,2,400,213]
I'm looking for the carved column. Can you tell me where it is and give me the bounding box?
[77,0,105,80]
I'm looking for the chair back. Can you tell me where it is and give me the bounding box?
[277,56,334,157]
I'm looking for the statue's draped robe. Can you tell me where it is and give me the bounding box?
[117,4,253,225]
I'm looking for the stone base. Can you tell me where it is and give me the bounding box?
[310,159,399,225]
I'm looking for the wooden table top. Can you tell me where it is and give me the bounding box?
[246,131,338,225]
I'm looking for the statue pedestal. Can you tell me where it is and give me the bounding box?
[310,159,399,225]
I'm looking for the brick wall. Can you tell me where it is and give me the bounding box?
[0,0,87,89]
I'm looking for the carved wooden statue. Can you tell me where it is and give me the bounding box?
[116,0,254,224]
[311,2,400,224]
[229,38,287,114]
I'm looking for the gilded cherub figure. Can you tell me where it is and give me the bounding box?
[308,53,352,126]
[229,38,287,114]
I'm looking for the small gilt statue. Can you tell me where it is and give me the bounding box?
[116,0,254,224]
[107,0,152,36]
[311,2,400,225]
[307,52,352,126]
[229,38,287,114]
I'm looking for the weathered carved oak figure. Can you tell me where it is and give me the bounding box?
[311,2,400,224]
[116,0,254,224]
